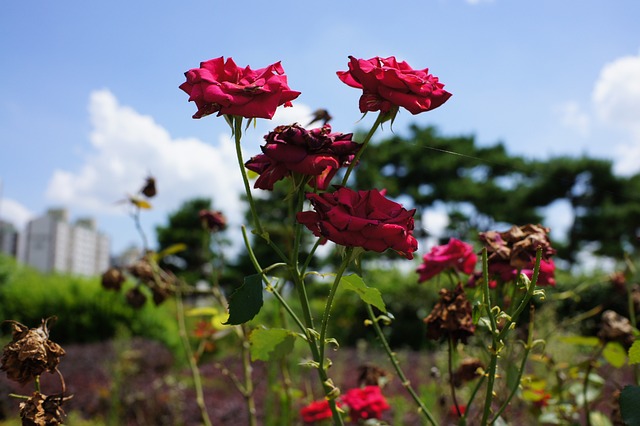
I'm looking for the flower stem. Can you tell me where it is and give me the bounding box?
[480,247,499,425]
[364,303,438,426]
[240,323,258,426]
[341,112,385,186]
[448,336,462,418]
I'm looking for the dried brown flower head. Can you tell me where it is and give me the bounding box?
[479,224,556,269]
[199,209,227,233]
[19,392,67,426]
[140,176,157,198]
[357,363,390,388]
[128,258,155,283]
[598,310,635,350]
[125,287,147,309]
[452,357,484,387]
[101,267,126,291]
[424,283,475,344]
[1,319,65,385]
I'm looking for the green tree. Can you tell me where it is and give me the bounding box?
[156,197,216,284]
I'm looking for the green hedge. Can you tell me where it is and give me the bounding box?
[0,254,180,354]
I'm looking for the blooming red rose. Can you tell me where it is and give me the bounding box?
[180,57,300,119]
[337,56,451,115]
[245,124,361,190]
[417,238,477,283]
[300,399,337,423]
[341,386,390,421]
[296,187,418,259]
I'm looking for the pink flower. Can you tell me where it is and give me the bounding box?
[300,399,339,423]
[180,57,300,119]
[341,386,390,421]
[297,187,418,259]
[337,56,451,115]
[416,238,477,282]
[245,124,361,190]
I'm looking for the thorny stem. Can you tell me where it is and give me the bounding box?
[175,287,213,426]
[341,112,385,186]
[364,303,438,426]
[240,324,258,426]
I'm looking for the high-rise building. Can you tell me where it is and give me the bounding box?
[0,220,18,257]
[19,208,110,276]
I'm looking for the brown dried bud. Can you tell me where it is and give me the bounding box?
[128,259,155,283]
[140,176,157,198]
[101,267,126,291]
[19,392,67,426]
[199,209,227,233]
[151,285,171,306]
[357,363,390,388]
[452,358,484,387]
[125,287,147,309]
[424,283,476,344]
[598,310,635,349]
[1,319,65,385]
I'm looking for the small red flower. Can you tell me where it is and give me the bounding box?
[341,386,390,421]
[449,404,466,417]
[300,399,339,423]
[417,238,477,282]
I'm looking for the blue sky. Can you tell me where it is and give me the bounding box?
[1,0,639,257]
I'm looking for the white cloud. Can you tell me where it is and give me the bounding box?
[0,198,34,229]
[555,101,590,137]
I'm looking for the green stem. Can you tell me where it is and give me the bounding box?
[233,116,262,235]
[364,303,438,426]
[480,247,499,425]
[175,288,213,426]
[341,112,385,186]
[448,336,462,418]
[319,248,353,369]
[241,324,258,426]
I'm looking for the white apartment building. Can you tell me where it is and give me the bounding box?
[19,209,110,276]
[0,220,18,257]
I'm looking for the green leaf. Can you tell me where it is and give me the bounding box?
[224,274,263,325]
[560,335,601,347]
[156,243,187,258]
[629,340,640,365]
[186,307,220,317]
[603,342,627,368]
[340,274,386,313]
[249,328,296,362]
[620,385,640,425]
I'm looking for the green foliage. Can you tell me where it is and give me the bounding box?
[249,327,297,361]
[620,385,640,426]
[224,274,264,325]
[340,274,386,313]
[0,254,179,353]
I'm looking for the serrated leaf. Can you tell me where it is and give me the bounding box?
[620,385,640,425]
[629,340,640,365]
[224,274,263,325]
[340,274,386,313]
[603,342,627,368]
[249,328,296,362]
[560,336,601,347]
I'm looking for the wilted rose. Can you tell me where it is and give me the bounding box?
[20,392,67,426]
[417,238,477,282]
[199,209,227,233]
[180,57,300,119]
[245,123,361,190]
[296,186,418,259]
[337,56,451,115]
[1,319,65,385]
[424,283,475,344]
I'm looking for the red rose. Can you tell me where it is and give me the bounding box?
[337,56,451,114]
[341,386,390,421]
[449,404,467,418]
[180,57,300,119]
[245,123,361,190]
[296,187,418,259]
[469,258,556,287]
[300,399,338,423]
[417,238,477,282]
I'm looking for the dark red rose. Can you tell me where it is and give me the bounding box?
[341,386,390,421]
[180,57,300,119]
[245,123,361,190]
[337,56,451,114]
[417,238,477,282]
[299,399,339,423]
[296,187,418,259]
